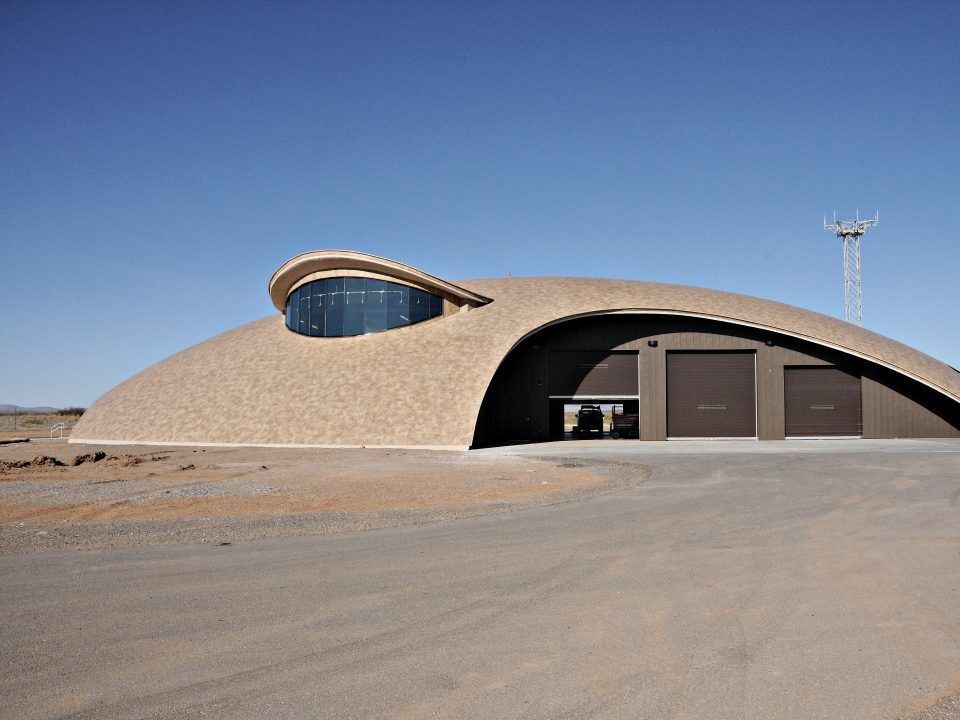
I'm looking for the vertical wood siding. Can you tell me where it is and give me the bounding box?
[862,368,960,438]
[472,315,960,446]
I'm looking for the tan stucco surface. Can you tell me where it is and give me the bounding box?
[72,276,960,449]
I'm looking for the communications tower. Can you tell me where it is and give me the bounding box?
[824,210,878,326]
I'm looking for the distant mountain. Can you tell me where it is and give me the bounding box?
[0,405,58,414]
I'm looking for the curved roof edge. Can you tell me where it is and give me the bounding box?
[268,250,493,312]
[454,276,960,420]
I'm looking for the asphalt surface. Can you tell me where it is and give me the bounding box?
[2,439,960,719]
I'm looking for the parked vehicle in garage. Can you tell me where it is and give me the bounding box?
[610,404,640,438]
[573,405,604,437]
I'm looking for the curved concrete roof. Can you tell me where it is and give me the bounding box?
[73,272,960,450]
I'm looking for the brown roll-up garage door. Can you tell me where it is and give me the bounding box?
[667,352,756,437]
[548,351,638,396]
[784,366,862,437]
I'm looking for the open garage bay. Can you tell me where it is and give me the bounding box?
[2,440,960,719]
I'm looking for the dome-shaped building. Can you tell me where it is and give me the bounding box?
[71,250,960,449]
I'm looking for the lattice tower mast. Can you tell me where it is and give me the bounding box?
[823,210,878,326]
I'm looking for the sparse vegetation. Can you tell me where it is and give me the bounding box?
[0,409,85,435]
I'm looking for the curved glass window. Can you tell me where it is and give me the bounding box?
[285,277,444,337]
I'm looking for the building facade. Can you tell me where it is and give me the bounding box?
[71,250,960,449]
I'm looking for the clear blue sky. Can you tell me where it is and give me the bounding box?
[2,0,958,407]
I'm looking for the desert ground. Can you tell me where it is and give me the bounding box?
[2,438,959,720]
[0,439,640,552]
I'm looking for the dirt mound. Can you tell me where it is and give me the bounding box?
[71,451,108,466]
[0,451,167,474]
[119,454,166,467]
[0,455,66,471]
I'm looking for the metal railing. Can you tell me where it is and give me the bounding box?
[50,422,66,439]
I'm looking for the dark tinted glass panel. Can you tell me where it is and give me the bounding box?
[342,278,365,336]
[284,276,444,337]
[325,276,344,337]
[287,286,299,329]
[386,283,410,329]
[298,288,310,335]
[363,279,388,333]
[409,288,431,324]
[309,280,325,337]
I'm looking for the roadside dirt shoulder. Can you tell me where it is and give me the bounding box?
[0,441,648,553]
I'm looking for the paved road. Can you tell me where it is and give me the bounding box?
[3,439,959,719]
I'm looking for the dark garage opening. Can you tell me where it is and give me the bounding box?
[548,398,640,440]
[547,350,640,441]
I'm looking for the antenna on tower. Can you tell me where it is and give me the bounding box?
[823,210,878,326]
